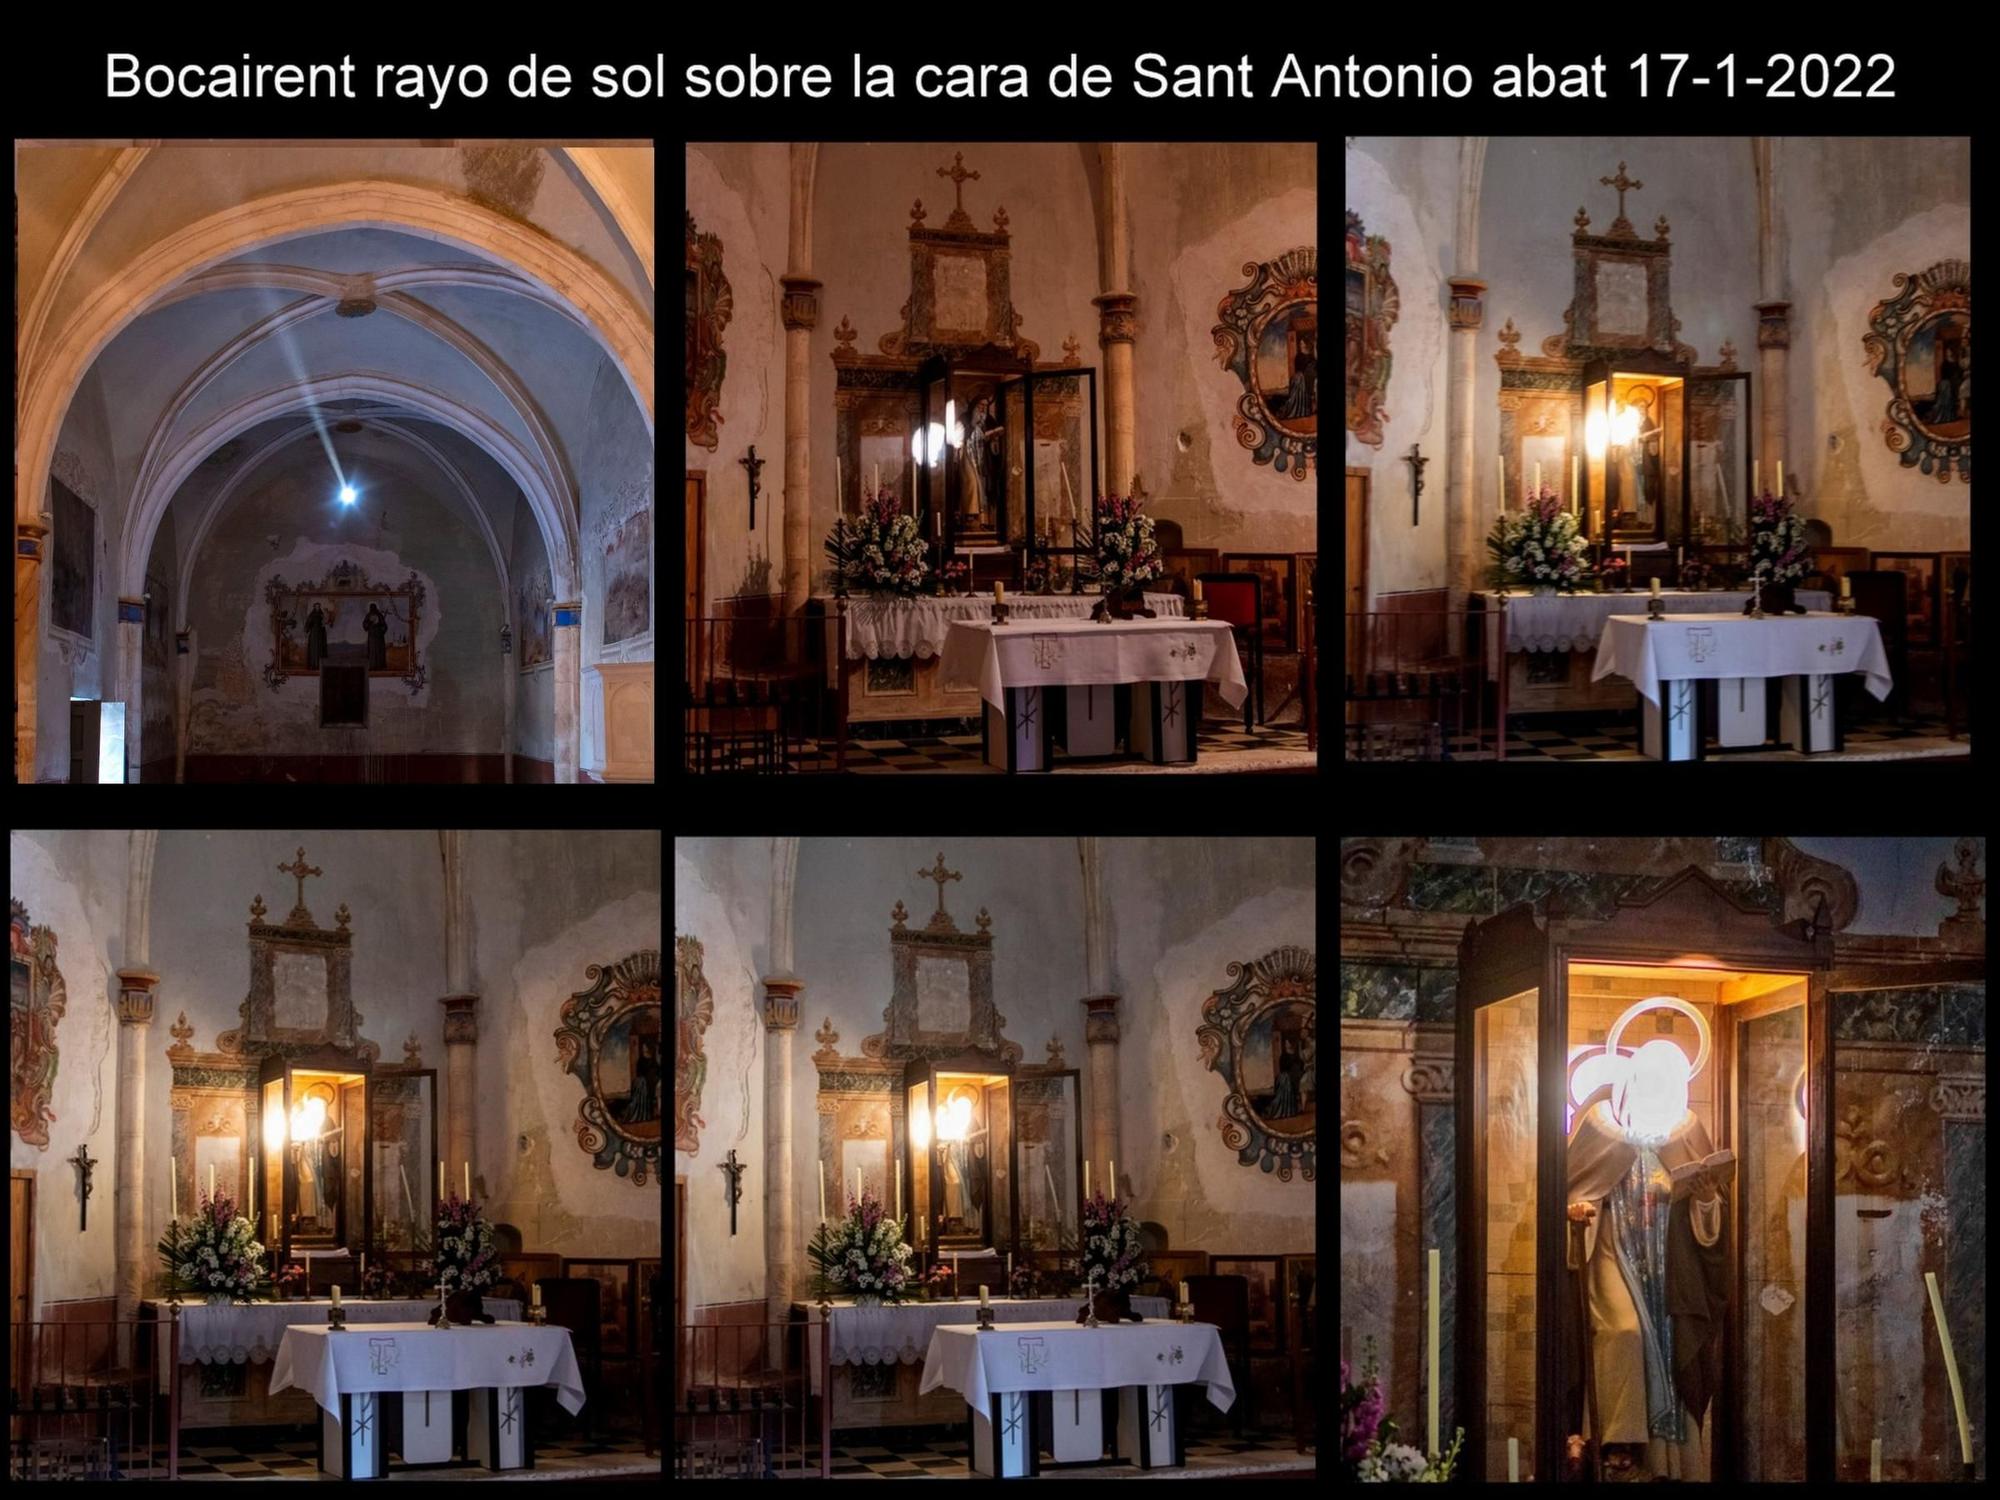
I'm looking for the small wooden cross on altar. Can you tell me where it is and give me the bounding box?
[277,846,321,924]
[937,152,981,217]
[916,852,962,922]
[1405,444,1428,526]
[1599,160,1644,234]
[720,1149,746,1236]
[738,446,766,530]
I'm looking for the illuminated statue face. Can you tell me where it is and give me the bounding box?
[1571,995,1712,1145]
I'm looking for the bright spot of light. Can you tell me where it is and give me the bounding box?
[339,485,357,505]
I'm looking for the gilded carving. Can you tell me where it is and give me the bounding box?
[832,314,858,358]
[1220,244,1317,477]
[685,211,732,450]
[1763,836,1860,933]
[674,936,713,1154]
[1934,837,1984,937]
[1197,947,1317,1182]
[1833,1103,1902,1189]
[168,1010,196,1058]
[10,900,68,1150]
[1400,1057,1456,1104]
[813,1016,842,1063]
[1928,1075,1985,1121]
[1864,262,1969,481]
[559,949,662,1185]
[1340,1119,1389,1169]
[1044,1035,1067,1070]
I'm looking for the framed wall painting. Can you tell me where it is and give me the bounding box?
[1869,551,1942,647]
[1211,1253,1285,1353]
[1158,547,1220,601]
[1220,552,1298,652]
[49,477,95,642]
[1142,1250,1209,1303]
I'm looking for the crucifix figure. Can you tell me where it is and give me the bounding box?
[738,446,766,530]
[1405,444,1428,526]
[277,846,322,924]
[937,152,981,218]
[1599,160,1644,235]
[70,1142,97,1231]
[917,852,962,922]
[721,1148,745,1236]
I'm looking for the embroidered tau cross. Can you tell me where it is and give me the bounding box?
[277,846,322,924]
[1599,160,1644,232]
[1031,635,1063,669]
[1685,627,1715,663]
[367,1338,399,1376]
[936,152,980,215]
[1016,1337,1047,1374]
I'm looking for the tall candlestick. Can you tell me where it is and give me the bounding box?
[895,1158,902,1222]
[1534,461,1542,494]
[1509,1436,1519,1482]
[1870,1437,1881,1481]
[1754,458,1761,494]
[819,1160,827,1223]
[1007,1252,1013,1282]
[440,1159,446,1200]
[209,1164,215,1201]
[873,463,880,498]
[1497,454,1506,510]
[1108,1160,1116,1198]
[1924,1271,1973,1465]
[1427,1247,1440,1457]
[837,455,844,509]
[855,1167,861,1206]
[360,1253,366,1286]
[247,1164,254,1221]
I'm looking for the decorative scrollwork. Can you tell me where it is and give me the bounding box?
[686,211,732,450]
[562,948,662,1184]
[1197,947,1316,1182]
[1220,241,1319,476]
[10,901,68,1150]
[1862,260,1970,482]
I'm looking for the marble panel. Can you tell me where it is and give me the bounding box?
[1342,962,1417,1020]
[1835,984,1986,1045]
[1419,1100,1456,1440]
[1416,966,1457,1023]
[1404,863,1496,914]
[1943,1117,1985,1479]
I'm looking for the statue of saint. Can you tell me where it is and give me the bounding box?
[959,394,1003,525]
[304,604,328,669]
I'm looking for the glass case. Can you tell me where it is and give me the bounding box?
[1685,372,1753,556]
[1582,353,1686,546]
[903,1049,1017,1259]
[1456,873,1835,1482]
[369,1066,437,1259]
[258,1047,372,1261]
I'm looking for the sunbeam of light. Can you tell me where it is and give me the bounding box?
[261,293,350,498]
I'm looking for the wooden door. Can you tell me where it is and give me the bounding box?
[1345,468,1369,679]
[11,1171,32,1401]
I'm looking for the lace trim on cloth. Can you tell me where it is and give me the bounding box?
[1500,591,1831,653]
[843,594,1185,661]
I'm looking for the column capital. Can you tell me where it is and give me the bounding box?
[763,976,804,1030]
[440,992,480,1044]
[780,275,822,330]
[115,968,161,1025]
[1093,292,1137,345]
[1082,993,1121,1044]
[18,517,50,560]
[1754,300,1793,348]
[1446,277,1486,330]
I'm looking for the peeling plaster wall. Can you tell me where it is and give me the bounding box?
[185,477,499,757]
[672,837,773,1308]
[1781,138,1969,549]
[686,143,787,607]
[470,831,662,1260]
[1130,142,1317,552]
[1103,837,1317,1253]
[8,831,126,1313]
[38,363,121,780]
[578,352,656,775]
[1344,138,1457,597]
[1790,836,1969,936]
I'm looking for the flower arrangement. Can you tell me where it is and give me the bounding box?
[359,1261,400,1299]
[1487,490,1590,593]
[1748,489,1812,586]
[1081,495,1163,598]
[272,1260,308,1299]
[431,1189,499,1295]
[1596,552,1629,591]
[922,1261,958,1299]
[807,1187,915,1303]
[1022,558,1050,595]
[1006,1263,1042,1299]
[1079,1189,1148,1294]
[1343,1337,1464,1482]
[158,1190,267,1302]
[824,490,932,597]
[1676,554,1721,592]
[940,558,971,595]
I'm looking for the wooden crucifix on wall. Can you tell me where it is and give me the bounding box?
[738,447,765,530]
[720,1148,745,1235]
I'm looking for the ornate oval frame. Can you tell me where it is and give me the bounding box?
[1214,245,1320,479]
[558,949,662,1185]
[10,900,69,1150]
[1862,259,1970,483]
[1196,945,1317,1181]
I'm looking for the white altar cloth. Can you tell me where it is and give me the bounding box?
[1483,589,1832,660]
[269,1320,584,1419]
[806,1295,1169,1394]
[1590,612,1891,708]
[147,1297,521,1391]
[940,618,1245,714]
[918,1319,1234,1415]
[843,594,1183,660]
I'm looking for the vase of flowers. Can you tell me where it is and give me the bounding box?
[1746,488,1812,613]
[428,1189,499,1325]
[824,490,933,598]
[1343,1336,1465,1481]
[939,558,971,596]
[271,1261,307,1301]
[1677,553,1720,592]
[1081,496,1163,617]
[921,1261,957,1303]
[1488,489,1590,594]
[159,1190,267,1304]
[1006,1264,1041,1299]
[807,1187,915,1305]
[1077,1189,1148,1321]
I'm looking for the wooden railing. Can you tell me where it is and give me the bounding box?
[682,609,848,773]
[674,1316,830,1478]
[9,1311,180,1480]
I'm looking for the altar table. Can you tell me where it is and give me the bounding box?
[844,593,1183,660]
[147,1296,522,1393]
[940,618,1245,771]
[1591,612,1890,759]
[1486,588,1832,663]
[270,1321,581,1478]
[807,1295,1170,1395]
[919,1319,1233,1477]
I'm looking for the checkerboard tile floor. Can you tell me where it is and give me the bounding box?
[785,1429,1311,1477]
[93,1431,656,1479]
[785,723,1313,772]
[1441,709,1966,762]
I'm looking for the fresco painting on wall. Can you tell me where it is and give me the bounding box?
[1215,245,1320,478]
[516,566,552,671]
[1863,258,1971,481]
[1196,946,1316,1181]
[685,211,731,451]
[264,561,426,694]
[50,477,95,640]
[560,948,662,1184]
[601,510,652,647]
[1344,211,1398,449]
[10,900,68,1150]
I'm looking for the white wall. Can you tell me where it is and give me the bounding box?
[1791,836,1967,936]
[9,831,134,1311]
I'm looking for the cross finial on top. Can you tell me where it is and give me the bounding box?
[917,852,962,921]
[937,152,980,213]
[1599,161,1644,235]
[277,846,322,925]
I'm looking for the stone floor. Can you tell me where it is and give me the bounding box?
[752,1428,1313,1478]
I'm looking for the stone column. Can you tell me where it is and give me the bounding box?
[762,976,803,1363]
[501,624,517,782]
[1446,279,1486,606]
[441,994,479,1193]
[1082,995,1122,1193]
[551,600,581,783]
[781,143,821,616]
[1095,142,1136,496]
[15,514,50,782]
[114,968,159,1364]
[116,597,145,782]
[173,629,194,783]
[1755,302,1792,488]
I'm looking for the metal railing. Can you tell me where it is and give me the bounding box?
[675,1316,829,1478]
[1344,607,1505,760]
[683,610,848,772]
[9,1311,180,1480]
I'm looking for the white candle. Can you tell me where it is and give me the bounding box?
[440,1159,446,1199]
[1924,1271,1973,1464]
[1841,575,1852,600]
[1678,546,1684,569]
[1108,1160,1116,1197]
[360,1253,366,1285]
[896,1158,902,1221]
[1509,1436,1519,1482]
[1007,1252,1013,1282]
[1870,1437,1881,1481]
[994,581,1005,604]
[1083,1162,1089,1199]
[247,1166,254,1222]
[209,1164,215,1201]
[331,1284,341,1309]
[1754,458,1761,494]
[1534,461,1542,493]
[464,1162,471,1201]
[1572,454,1580,514]
[1427,1247,1440,1457]
[980,1284,989,1308]
[1650,577,1661,599]
[1192,578,1203,603]
[171,1169,177,1221]
[532,1282,542,1308]
[873,463,880,498]
[1497,454,1506,509]
[819,1160,827,1223]
[1777,459,1785,495]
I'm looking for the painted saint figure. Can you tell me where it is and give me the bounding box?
[959,394,1003,525]
[1272,333,1318,420]
[1265,1035,1304,1118]
[304,604,328,669]
[363,603,389,671]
